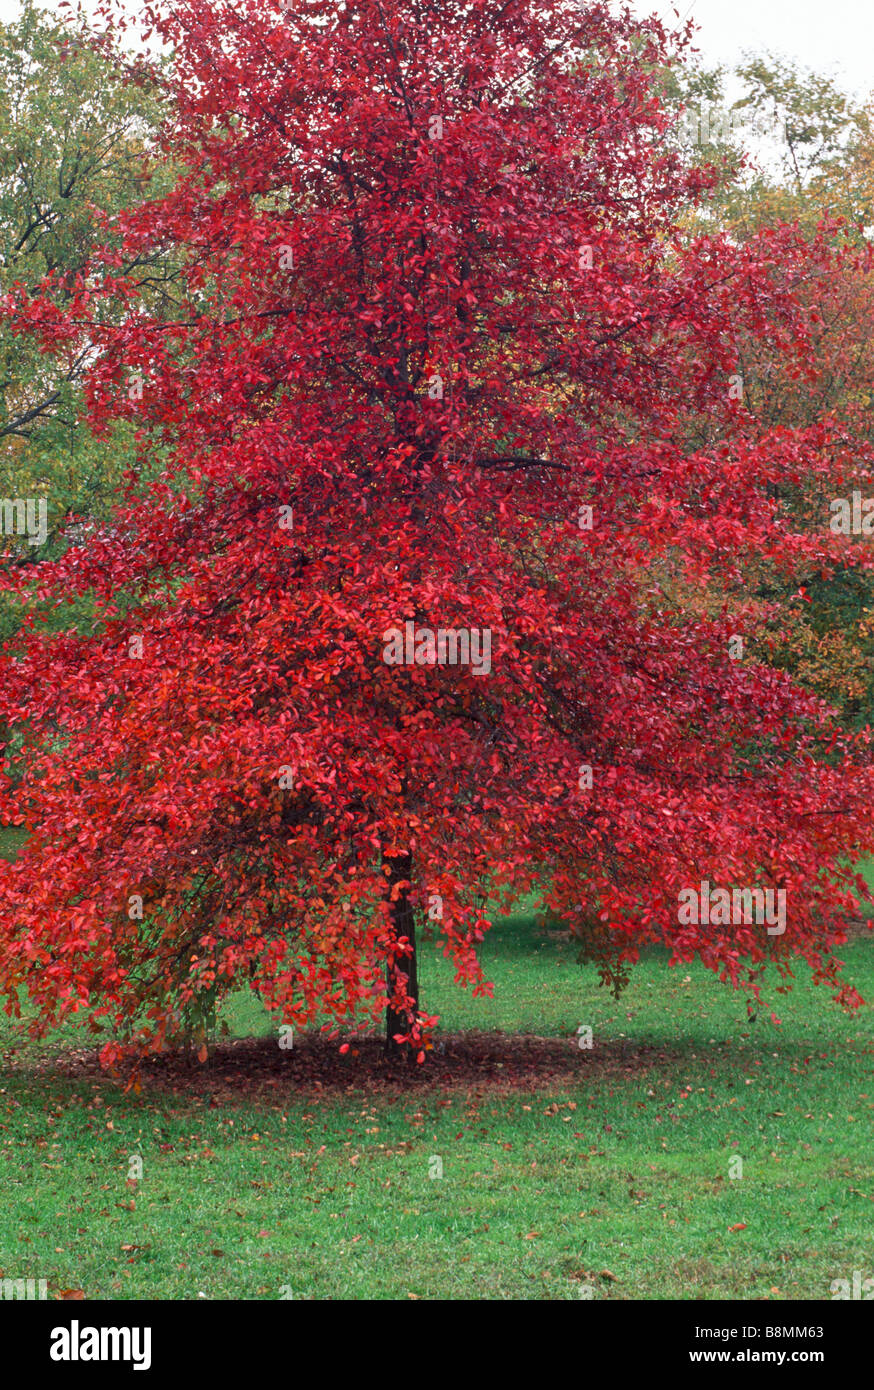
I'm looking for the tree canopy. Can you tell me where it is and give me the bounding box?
[1,0,873,1066]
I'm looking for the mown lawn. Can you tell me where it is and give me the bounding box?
[0,886,871,1300]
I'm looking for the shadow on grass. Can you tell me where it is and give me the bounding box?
[4,1024,869,1105]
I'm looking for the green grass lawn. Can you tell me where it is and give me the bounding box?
[0,896,871,1300]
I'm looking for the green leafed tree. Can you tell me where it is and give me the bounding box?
[0,2,172,566]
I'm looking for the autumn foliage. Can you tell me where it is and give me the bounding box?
[1,0,874,1064]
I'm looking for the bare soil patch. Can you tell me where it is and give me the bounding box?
[6,1030,678,1099]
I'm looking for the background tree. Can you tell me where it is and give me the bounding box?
[0,0,169,495]
[0,2,171,772]
[669,58,874,728]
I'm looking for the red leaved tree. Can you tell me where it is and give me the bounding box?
[2,0,874,1065]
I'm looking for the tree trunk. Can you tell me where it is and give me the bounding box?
[384,850,419,1061]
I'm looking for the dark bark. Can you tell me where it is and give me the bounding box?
[383,850,419,1061]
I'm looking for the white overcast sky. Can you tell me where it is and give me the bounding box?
[0,0,871,102]
[632,0,874,100]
